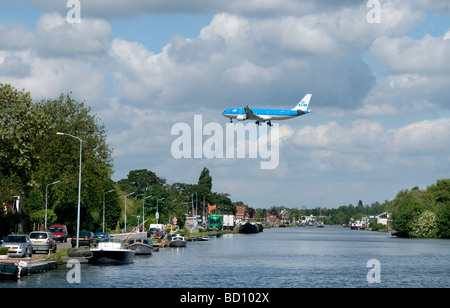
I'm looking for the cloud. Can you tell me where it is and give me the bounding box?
[370,34,450,75]
[287,118,450,173]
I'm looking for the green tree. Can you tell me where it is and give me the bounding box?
[0,84,50,190]
[31,93,115,233]
[198,167,213,192]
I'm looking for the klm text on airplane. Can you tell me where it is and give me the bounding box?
[222,94,312,126]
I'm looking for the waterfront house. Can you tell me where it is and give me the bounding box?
[376,212,390,225]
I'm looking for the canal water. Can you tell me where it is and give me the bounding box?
[2,226,449,288]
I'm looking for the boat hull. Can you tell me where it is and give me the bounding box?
[238,222,259,234]
[89,249,135,265]
[169,240,187,247]
[129,244,153,255]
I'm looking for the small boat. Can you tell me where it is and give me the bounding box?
[169,234,187,247]
[317,222,324,228]
[127,237,153,255]
[200,235,209,241]
[89,238,135,265]
[350,221,364,230]
[238,222,259,234]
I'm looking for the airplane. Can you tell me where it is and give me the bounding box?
[222,94,312,126]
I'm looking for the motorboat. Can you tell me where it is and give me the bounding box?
[89,238,135,265]
[350,221,365,230]
[169,234,187,247]
[200,235,209,241]
[238,222,259,234]
[127,237,153,255]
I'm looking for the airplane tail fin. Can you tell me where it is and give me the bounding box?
[292,94,312,112]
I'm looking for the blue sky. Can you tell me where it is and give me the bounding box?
[1,0,449,209]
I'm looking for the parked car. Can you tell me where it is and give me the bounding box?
[94,232,110,241]
[71,231,97,248]
[1,234,33,257]
[147,224,166,239]
[49,224,68,242]
[29,231,57,253]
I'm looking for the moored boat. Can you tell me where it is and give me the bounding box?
[238,222,259,234]
[127,237,153,255]
[89,238,135,265]
[169,234,187,247]
[200,235,209,241]
[350,221,364,230]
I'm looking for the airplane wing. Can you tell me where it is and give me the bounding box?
[244,105,270,122]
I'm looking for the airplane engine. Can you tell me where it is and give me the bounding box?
[237,115,247,121]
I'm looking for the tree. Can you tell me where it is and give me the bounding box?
[0,84,50,190]
[198,167,213,192]
[31,93,115,233]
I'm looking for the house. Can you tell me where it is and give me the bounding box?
[265,212,278,224]
[376,212,390,225]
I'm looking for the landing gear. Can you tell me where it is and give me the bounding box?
[229,118,233,123]
[267,121,273,127]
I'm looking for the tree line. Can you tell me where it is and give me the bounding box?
[256,179,450,239]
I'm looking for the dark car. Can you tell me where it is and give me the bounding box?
[94,232,110,241]
[71,231,97,248]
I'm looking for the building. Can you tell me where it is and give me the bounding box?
[376,212,390,225]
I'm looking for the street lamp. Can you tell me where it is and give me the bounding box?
[103,189,115,232]
[203,194,211,223]
[124,192,135,233]
[57,132,84,249]
[142,195,152,231]
[45,180,60,230]
[156,197,165,224]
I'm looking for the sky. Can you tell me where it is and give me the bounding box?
[0,0,449,209]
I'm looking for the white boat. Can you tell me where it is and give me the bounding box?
[89,238,135,265]
[169,234,187,247]
[350,221,364,230]
[127,237,153,255]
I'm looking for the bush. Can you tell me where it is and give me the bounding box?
[0,247,9,255]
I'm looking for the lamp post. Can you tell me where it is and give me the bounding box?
[103,189,114,232]
[45,180,60,230]
[142,195,152,231]
[203,194,211,223]
[156,197,165,224]
[57,132,84,249]
[124,192,135,233]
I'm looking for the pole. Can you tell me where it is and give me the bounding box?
[57,132,84,249]
[143,195,152,231]
[103,189,114,233]
[124,192,135,233]
[45,180,60,230]
[156,197,165,224]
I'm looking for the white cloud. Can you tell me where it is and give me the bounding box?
[287,118,450,173]
[370,34,450,75]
